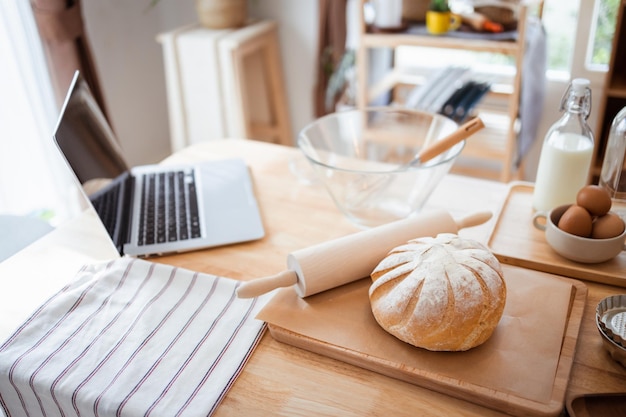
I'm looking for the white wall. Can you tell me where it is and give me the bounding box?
[82,0,319,167]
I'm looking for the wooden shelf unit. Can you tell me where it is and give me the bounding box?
[355,1,542,182]
[594,0,626,179]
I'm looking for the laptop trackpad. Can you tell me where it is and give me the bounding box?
[196,159,265,244]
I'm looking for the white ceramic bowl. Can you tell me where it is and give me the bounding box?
[533,204,626,263]
[297,108,462,228]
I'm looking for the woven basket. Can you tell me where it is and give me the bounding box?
[195,0,247,29]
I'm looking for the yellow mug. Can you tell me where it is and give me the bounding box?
[426,11,461,35]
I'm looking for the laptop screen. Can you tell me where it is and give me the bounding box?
[53,72,129,186]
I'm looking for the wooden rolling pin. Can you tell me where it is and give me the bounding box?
[236,209,492,298]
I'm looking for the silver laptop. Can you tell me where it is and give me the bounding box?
[52,71,265,257]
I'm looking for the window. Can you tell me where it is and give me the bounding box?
[553,0,620,74]
[0,2,71,225]
[542,0,578,74]
[587,0,619,69]
[569,0,619,83]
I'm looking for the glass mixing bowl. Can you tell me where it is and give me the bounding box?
[298,107,463,228]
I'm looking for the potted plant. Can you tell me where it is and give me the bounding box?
[429,0,450,12]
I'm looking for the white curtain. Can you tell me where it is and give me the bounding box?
[0,1,66,222]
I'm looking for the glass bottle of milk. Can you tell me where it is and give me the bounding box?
[532,78,594,212]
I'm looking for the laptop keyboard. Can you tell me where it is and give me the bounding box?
[138,169,201,246]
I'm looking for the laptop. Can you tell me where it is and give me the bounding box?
[52,71,265,257]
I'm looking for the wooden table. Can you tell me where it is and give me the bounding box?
[1,139,625,416]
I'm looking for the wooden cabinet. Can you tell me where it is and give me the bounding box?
[593,0,626,179]
[157,20,292,153]
[355,0,542,182]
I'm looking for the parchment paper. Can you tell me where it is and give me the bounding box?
[257,264,575,404]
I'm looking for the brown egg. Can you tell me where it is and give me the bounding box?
[591,212,626,239]
[557,205,593,237]
[576,185,612,216]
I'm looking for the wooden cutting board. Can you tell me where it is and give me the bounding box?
[487,181,626,287]
[257,264,586,417]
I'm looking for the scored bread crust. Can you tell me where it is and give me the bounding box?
[369,233,506,351]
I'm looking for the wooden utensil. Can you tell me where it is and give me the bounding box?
[406,116,484,168]
[237,209,492,298]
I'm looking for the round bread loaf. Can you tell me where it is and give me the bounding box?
[369,233,506,351]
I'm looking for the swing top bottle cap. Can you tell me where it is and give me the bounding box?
[571,78,590,95]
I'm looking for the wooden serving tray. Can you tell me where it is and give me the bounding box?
[487,181,626,287]
[258,265,587,417]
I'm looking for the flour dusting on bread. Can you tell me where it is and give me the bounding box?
[369,233,506,351]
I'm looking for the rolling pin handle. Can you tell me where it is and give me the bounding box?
[454,211,493,230]
[236,270,298,298]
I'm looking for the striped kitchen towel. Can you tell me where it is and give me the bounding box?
[0,257,273,417]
